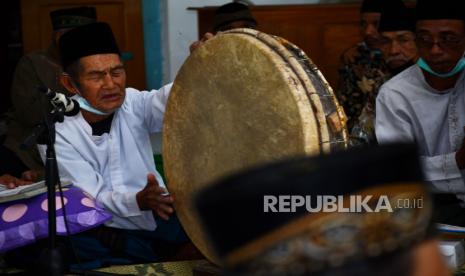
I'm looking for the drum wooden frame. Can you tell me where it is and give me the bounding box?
[163,29,348,263]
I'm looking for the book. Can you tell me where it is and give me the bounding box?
[437,223,465,241]
[0,181,71,203]
[437,223,465,234]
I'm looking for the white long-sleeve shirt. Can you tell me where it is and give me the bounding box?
[40,84,172,230]
[376,65,465,201]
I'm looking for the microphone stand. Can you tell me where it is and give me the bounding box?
[23,104,65,276]
[23,92,126,276]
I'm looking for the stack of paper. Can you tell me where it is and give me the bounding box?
[0,181,71,203]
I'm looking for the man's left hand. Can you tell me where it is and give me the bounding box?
[0,174,33,189]
[136,173,174,220]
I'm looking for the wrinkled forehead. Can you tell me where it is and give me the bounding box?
[78,53,123,72]
[416,19,465,35]
[381,30,414,39]
[361,12,381,22]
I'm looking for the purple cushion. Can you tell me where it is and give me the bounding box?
[0,186,112,253]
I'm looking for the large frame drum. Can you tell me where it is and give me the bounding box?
[163,29,348,262]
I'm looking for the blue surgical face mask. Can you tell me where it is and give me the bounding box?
[417,57,465,78]
[75,96,111,116]
[70,81,111,116]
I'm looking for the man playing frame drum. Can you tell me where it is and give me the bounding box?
[163,28,348,262]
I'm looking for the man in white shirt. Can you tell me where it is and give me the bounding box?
[37,22,190,266]
[376,0,465,225]
[56,22,174,230]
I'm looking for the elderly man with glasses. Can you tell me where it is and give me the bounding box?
[351,3,418,145]
[376,0,465,226]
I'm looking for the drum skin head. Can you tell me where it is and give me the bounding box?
[163,29,347,263]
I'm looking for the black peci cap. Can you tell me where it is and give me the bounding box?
[50,6,96,31]
[195,143,434,275]
[59,22,120,69]
[416,0,465,22]
[360,0,383,13]
[213,2,257,32]
[379,3,415,33]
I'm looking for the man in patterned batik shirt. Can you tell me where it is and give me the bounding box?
[336,0,399,131]
[351,4,417,145]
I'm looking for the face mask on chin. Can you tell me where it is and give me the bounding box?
[75,96,111,116]
[417,53,465,78]
[70,80,111,116]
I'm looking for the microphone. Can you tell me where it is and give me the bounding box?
[38,86,80,116]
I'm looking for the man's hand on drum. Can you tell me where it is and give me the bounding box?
[189,32,214,54]
[136,173,174,220]
[0,173,34,189]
